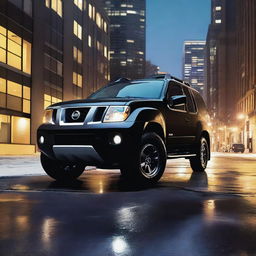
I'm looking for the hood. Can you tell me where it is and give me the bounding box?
[49,97,163,108]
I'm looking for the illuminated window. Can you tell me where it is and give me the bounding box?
[104,46,108,58]
[45,0,50,7]
[0,114,11,143]
[0,78,6,93]
[11,116,30,144]
[23,86,31,100]
[73,20,82,40]
[46,0,62,17]
[73,72,82,87]
[7,52,21,69]
[88,4,93,19]
[127,39,134,43]
[44,93,61,109]
[23,99,30,113]
[73,46,82,64]
[0,34,6,49]
[23,40,31,74]
[74,0,83,10]
[104,22,107,33]
[96,12,102,28]
[7,81,22,97]
[216,6,222,11]
[88,35,92,47]
[215,19,222,24]
[0,48,6,63]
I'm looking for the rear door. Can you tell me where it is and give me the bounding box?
[182,86,198,149]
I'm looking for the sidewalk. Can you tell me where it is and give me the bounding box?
[0,155,45,177]
[0,155,95,177]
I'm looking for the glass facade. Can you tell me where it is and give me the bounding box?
[183,41,206,95]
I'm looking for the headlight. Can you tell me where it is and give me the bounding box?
[43,109,54,124]
[103,106,130,122]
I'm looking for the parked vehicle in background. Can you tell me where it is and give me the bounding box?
[37,74,211,185]
[231,144,245,153]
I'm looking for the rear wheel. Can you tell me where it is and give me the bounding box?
[40,153,85,181]
[120,132,167,185]
[190,137,209,172]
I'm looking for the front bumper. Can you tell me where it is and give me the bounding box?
[37,122,143,168]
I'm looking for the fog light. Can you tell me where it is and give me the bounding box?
[39,136,45,144]
[113,135,122,145]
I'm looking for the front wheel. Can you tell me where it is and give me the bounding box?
[120,132,167,185]
[190,137,209,172]
[40,153,86,181]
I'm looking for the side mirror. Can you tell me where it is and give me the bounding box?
[169,95,187,107]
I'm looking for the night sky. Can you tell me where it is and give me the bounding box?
[146,0,211,77]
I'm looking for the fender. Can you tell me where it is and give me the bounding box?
[127,107,166,140]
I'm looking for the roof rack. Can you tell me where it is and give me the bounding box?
[148,74,172,80]
[148,73,191,87]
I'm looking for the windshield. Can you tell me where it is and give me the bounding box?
[89,81,165,99]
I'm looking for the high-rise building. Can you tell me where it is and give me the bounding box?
[205,0,256,152]
[0,0,110,155]
[183,41,206,95]
[205,0,237,123]
[101,0,146,80]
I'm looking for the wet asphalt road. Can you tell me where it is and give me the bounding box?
[0,153,256,256]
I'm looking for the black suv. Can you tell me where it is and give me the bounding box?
[38,74,211,184]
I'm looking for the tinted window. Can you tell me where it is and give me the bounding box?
[89,81,165,99]
[168,82,185,111]
[183,86,196,113]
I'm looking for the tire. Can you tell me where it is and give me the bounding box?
[40,153,85,181]
[190,137,209,172]
[120,132,167,185]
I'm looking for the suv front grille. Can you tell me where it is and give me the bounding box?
[63,108,90,123]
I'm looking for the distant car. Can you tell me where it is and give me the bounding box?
[232,144,245,153]
[37,74,211,185]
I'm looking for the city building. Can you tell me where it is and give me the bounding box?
[183,41,206,95]
[0,0,110,155]
[101,0,146,80]
[205,0,256,152]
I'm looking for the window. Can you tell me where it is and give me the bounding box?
[0,78,6,93]
[73,21,82,40]
[96,13,102,28]
[0,27,32,74]
[168,83,186,111]
[23,40,31,74]
[183,87,196,113]
[74,0,83,10]
[44,94,62,109]
[11,116,30,144]
[73,72,82,87]
[88,35,92,47]
[88,4,93,19]
[46,0,62,17]
[0,115,11,143]
[73,46,82,64]
[24,0,33,16]
[7,81,22,97]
